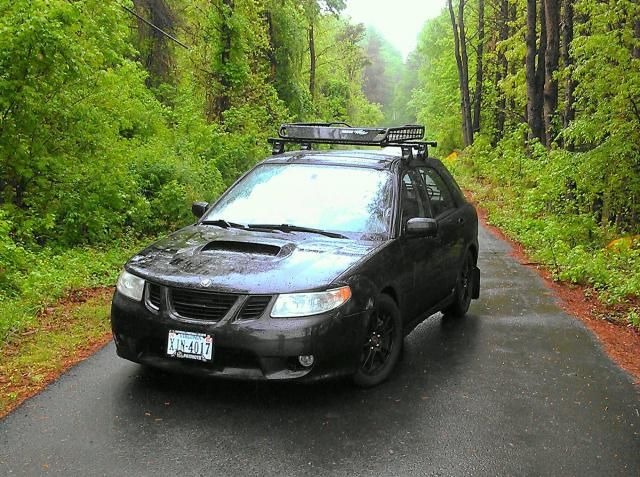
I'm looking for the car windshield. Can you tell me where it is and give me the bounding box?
[204,163,393,239]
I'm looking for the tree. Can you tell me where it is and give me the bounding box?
[561,0,576,131]
[494,0,511,142]
[262,0,309,119]
[448,0,474,146]
[472,0,484,135]
[543,0,561,145]
[362,29,386,105]
[311,14,382,125]
[132,0,177,89]
[413,10,464,151]
[362,27,406,124]
[302,0,346,100]
[526,0,545,142]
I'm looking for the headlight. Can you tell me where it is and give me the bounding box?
[271,286,352,318]
[116,270,145,301]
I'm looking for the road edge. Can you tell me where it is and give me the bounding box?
[0,288,114,419]
[470,192,640,384]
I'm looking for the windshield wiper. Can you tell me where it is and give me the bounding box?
[200,219,246,230]
[247,224,348,239]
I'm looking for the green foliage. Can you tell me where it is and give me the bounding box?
[0,0,385,344]
[628,309,640,329]
[358,27,420,127]
[362,28,403,125]
[0,211,30,294]
[266,0,312,119]
[389,52,420,127]
[0,240,145,345]
[450,136,640,327]
[412,11,464,152]
[0,0,380,245]
[310,15,383,125]
[565,0,640,230]
[1,0,137,244]
[411,0,640,329]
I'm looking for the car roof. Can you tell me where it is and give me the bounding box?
[261,149,404,171]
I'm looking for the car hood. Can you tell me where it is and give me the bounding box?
[126,225,382,294]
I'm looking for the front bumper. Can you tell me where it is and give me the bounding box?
[110,291,369,382]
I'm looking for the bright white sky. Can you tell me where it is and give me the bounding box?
[344,0,447,60]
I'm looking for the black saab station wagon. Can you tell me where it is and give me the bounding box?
[111,124,480,387]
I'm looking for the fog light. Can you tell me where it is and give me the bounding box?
[298,355,315,368]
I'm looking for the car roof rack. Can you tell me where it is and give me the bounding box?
[268,123,437,160]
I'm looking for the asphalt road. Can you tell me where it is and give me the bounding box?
[1,225,639,476]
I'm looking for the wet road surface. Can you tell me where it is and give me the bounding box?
[1,225,638,476]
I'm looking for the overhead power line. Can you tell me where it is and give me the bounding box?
[121,5,190,50]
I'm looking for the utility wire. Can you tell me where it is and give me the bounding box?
[121,5,190,50]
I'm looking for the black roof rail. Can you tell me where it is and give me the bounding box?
[268,123,437,160]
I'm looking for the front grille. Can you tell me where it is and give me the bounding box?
[146,283,162,310]
[169,288,238,321]
[238,295,273,320]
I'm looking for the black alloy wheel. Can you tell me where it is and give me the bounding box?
[353,294,403,388]
[444,251,474,317]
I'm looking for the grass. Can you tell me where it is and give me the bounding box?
[0,237,153,416]
[0,288,114,416]
[0,239,151,347]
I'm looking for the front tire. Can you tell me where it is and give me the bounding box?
[444,251,475,317]
[353,294,403,388]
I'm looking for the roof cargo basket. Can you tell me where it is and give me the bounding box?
[268,123,437,159]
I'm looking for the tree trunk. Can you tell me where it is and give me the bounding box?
[536,0,547,142]
[561,0,576,132]
[215,0,233,121]
[526,0,545,142]
[133,0,176,88]
[526,0,537,138]
[448,0,473,147]
[508,2,518,120]
[309,23,316,100]
[494,0,509,143]
[265,10,277,82]
[458,0,473,145]
[634,18,640,59]
[543,0,560,146]
[473,0,485,135]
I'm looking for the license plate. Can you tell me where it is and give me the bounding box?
[167,330,214,362]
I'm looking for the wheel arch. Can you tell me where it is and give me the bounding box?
[468,243,478,265]
[379,286,399,306]
[466,243,481,300]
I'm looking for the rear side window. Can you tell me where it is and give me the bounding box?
[400,171,430,223]
[418,168,456,217]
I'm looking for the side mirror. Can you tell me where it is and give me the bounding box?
[192,201,209,219]
[406,217,438,237]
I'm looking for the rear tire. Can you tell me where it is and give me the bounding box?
[443,251,475,318]
[353,294,403,388]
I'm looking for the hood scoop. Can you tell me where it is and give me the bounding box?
[201,240,281,256]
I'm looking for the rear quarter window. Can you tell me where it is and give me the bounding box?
[418,167,457,217]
